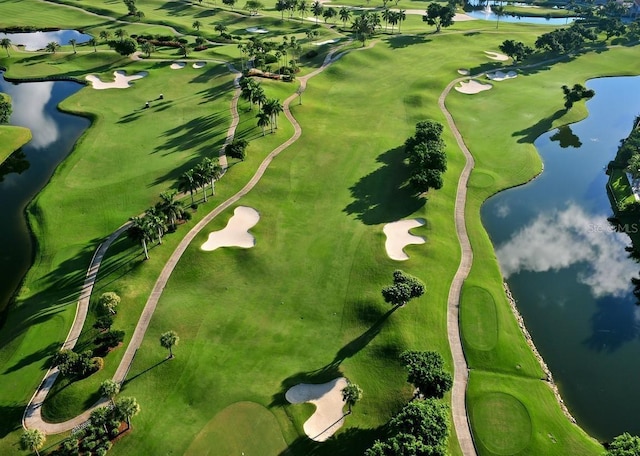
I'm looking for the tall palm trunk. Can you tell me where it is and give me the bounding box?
[142,239,149,260]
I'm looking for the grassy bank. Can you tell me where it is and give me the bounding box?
[0,125,31,165]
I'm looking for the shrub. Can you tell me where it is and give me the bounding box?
[95,330,125,349]
[304,49,318,59]
[90,357,104,373]
[93,315,114,331]
[98,292,120,315]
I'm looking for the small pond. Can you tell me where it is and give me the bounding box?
[0,71,89,314]
[1,30,92,51]
[482,75,640,439]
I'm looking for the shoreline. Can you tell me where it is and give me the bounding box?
[503,281,577,424]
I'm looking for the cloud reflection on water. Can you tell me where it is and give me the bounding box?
[3,81,59,149]
[0,31,90,51]
[497,204,638,298]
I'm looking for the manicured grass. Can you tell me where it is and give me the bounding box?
[0,2,636,455]
[0,125,31,165]
[608,168,635,208]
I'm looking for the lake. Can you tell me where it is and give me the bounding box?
[482,75,640,439]
[1,30,92,51]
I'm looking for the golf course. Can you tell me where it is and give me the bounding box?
[0,0,638,454]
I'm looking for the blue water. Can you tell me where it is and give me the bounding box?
[0,72,89,313]
[0,30,92,51]
[482,76,640,439]
[466,10,575,25]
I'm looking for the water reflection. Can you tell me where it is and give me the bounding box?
[497,204,638,297]
[2,80,59,148]
[0,149,29,182]
[0,30,92,51]
[550,125,582,149]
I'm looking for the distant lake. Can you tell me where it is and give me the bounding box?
[1,30,92,51]
[482,76,640,439]
[0,71,89,314]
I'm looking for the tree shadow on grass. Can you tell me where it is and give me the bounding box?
[384,34,431,49]
[270,307,397,407]
[281,425,386,455]
[121,358,169,387]
[343,146,425,225]
[0,403,25,438]
[512,109,565,144]
[3,341,59,375]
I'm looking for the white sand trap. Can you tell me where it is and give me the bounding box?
[170,61,186,69]
[383,219,426,261]
[454,12,476,21]
[486,70,517,81]
[314,39,338,46]
[192,61,206,69]
[85,70,148,90]
[455,79,493,94]
[246,27,269,33]
[201,206,259,251]
[286,378,348,442]
[457,69,470,75]
[484,51,509,61]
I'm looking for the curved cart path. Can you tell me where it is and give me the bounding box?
[22,41,362,434]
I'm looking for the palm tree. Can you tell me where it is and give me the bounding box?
[339,7,351,28]
[90,406,111,434]
[45,42,60,54]
[193,163,211,202]
[297,0,308,21]
[202,157,223,196]
[397,9,406,32]
[180,44,189,58]
[100,379,120,406]
[160,330,179,358]
[493,5,505,29]
[381,7,391,32]
[252,85,266,110]
[1,38,12,57]
[178,169,197,204]
[88,37,97,52]
[140,41,155,57]
[69,38,77,54]
[192,20,202,30]
[341,381,362,414]
[215,23,228,35]
[20,429,46,456]
[115,396,140,430]
[311,0,323,24]
[145,207,167,244]
[256,110,271,136]
[263,98,283,132]
[115,28,127,41]
[99,30,111,42]
[128,216,152,260]
[157,190,185,229]
[389,11,399,33]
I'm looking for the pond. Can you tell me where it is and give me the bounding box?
[481,75,640,439]
[0,71,89,315]
[0,30,92,51]
[465,0,575,25]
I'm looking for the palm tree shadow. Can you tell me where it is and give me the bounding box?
[343,146,425,224]
[270,306,397,407]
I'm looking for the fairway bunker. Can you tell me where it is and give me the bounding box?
[85,71,148,89]
[314,39,338,46]
[192,61,206,69]
[455,79,493,94]
[246,27,268,33]
[383,219,426,261]
[201,206,259,251]
[285,377,348,442]
[487,70,517,81]
[484,51,509,61]
[458,69,470,75]
[170,61,186,70]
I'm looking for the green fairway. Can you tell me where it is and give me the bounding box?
[0,125,31,165]
[0,0,638,454]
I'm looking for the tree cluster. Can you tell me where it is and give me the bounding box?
[226,138,249,161]
[0,94,11,123]
[238,35,301,74]
[498,40,533,63]
[400,350,453,399]
[365,399,450,456]
[239,78,285,135]
[404,120,448,194]
[52,349,102,378]
[382,270,425,307]
[562,83,595,110]
[177,157,224,206]
[352,12,380,45]
[422,3,455,33]
[604,432,640,456]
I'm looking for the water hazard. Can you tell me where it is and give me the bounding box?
[482,75,640,439]
[0,72,89,315]
[1,30,92,51]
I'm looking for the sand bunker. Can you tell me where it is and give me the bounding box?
[192,61,206,69]
[457,69,470,75]
[201,206,259,251]
[383,219,426,261]
[484,51,509,61]
[487,70,517,81]
[170,61,186,70]
[455,79,493,94]
[314,39,338,46]
[286,378,348,442]
[246,27,268,33]
[85,70,148,90]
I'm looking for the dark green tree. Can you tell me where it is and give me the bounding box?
[422,3,455,33]
[400,350,453,399]
[382,270,425,307]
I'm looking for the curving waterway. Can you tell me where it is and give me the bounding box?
[482,75,640,440]
[0,72,89,316]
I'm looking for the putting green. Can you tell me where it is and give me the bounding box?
[468,170,496,190]
[184,401,287,456]
[471,392,532,455]
[461,285,498,351]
